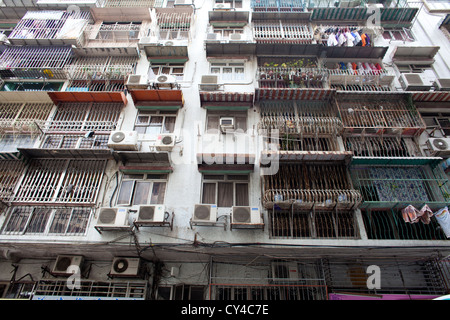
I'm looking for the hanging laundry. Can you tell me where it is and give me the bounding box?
[435,207,450,238]
[345,31,355,47]
[360,32,367,47]
[402,205,420,223]
[418,204,434,224]
[338,32,346,46]
[327,33,338,46]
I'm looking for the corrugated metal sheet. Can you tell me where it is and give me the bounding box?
[256,88,335,101]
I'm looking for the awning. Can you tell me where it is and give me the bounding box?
[256,43,321,56]
[209,10,249,26]
[351,156,443,167]
[0,91,53,103]
[90,7,151,22]
[198,164,254,174]
[113,151,171,165]
[323,46,388,60]
[48,91,128,105]
[18,148,113,159]
[262,151,353,163]
[392,46,440,65]
[197,152,255,173]
[206,42,256,57]
[251,11,311,21]
[199,91,253,110]
[411,91,450,103]
[255,88,335,101]
[129,89,184,110]
[119,165,173,174]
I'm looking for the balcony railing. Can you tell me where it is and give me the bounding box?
[64,56,136,80]
[257,67,327,89]
[263,163,362,210]
[350,165,450,210]
[253,21,313,43]
[251,0,307,11]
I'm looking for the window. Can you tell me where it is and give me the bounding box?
[134,110,177,135]
[215,0,242,8]
[382,28,414,42]
[157,285,205,300]
[148,63,184,81]
[210,62,245,81]
[213,27,244,40]
[202,174,249,207]
[421,112,450,136]
[206,111,247,133]
[97,22,141,41]
[2,207,91,235]
[1,82,64,91]
[117,174,167,206]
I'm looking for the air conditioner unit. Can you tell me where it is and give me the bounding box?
[110,257,141,277]
[135,205,166,224]
[192,204,217,224]
[52,255,84,276]
[155,134,176,151]
[154,74,177,88]
[199,75,220,91]
[206,33,219,41]
[229,33,243,41]
[174,0,192,6]
[231,206,263,228]
[426,138,450,157]
[271,262,299,282]
[399,73,432,91]
[219,117,234,133]
[434,78,450,91]
[95,207,130,232]
[108,131,139,151]
[213,3,231,10]
[125,74,148,90]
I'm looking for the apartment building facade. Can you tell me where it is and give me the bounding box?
[0,0,448,300]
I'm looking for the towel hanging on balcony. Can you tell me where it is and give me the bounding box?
[401,204,435,225]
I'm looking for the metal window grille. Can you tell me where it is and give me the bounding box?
[0,46,73,80]
[44,102,121,133]
[253,20,313,43]
[270,209,358,238]
[67,80,125,92]
[33,279,148,299]
[0,160,26,203]
[251,0,305,11]
[101,0,157,7]
[344,136,413,157]
[361,209,448,241]
[41,134,109,150]
[156,10,192,40]
[12,159,106,205]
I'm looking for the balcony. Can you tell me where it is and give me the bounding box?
[0,45,73,80]
[350,165,450,210]
[139,7,193,61]
[257,57,326,89]
[253,20,314,44]
[262,163,362,210]
[0,160,26,206]
[8,10,91,47]
[336,92,426,136]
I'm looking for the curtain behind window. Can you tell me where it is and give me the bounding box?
[202,183,216,204]
[235,183,249,206]
[218,182,233,207]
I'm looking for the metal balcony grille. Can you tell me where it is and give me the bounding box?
[0,46,73,80]
[64,56,136,80]
[270,210,358,238]
[67,80,125,92]
[101,0,157,7]
[350,165,450,210]
[0,160,26,204]
[12,159,106,205]
[8,10,91,46]
[344,136,413,157]
[336,94,426,136]
[2,206,92,235]
[362,209,448,241]
[251,0,306,11]
[156,10,192,40]
[43,102,121,133]
[33,280,148,300]
[262,163,361,210]
[0,102,54,134]
[258,100,342,136]
[41,134,109,150]
[253,20,313,43]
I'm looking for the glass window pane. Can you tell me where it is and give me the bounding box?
[25,208,51,233]
[234,67,244,80]
[207,115,220,132]
[218,182,233,207]
[66,208,90,234]
[117,180,134,205]
[4,207,32,233]
[49,209,71,233]
[222,68,233,81]
[133,181,151,205]
[211,67,220,74]
[136,115,150,125]
[150,116,164,125]
[235,183,249,206]
[202,183,216,204]
[235,116,247,131]
[150,182,166,204]
[163,117,176,133]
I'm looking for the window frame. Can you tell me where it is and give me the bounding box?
[205,110,248,133]
[201,174,249,208]
[116,173,168,207]
[148,62,185,81]
[134,110,177,136]
[210,61,246,82]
